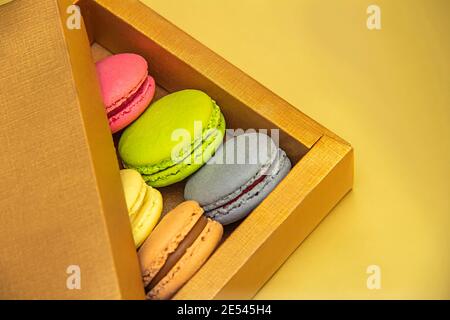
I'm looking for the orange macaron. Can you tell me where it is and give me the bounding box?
[138,201,223,300]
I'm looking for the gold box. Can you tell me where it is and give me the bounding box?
[0,0,353,299]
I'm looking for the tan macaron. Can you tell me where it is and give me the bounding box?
[138,201,223,300]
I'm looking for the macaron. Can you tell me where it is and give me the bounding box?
[138,201,223,300]
[184,132,292,225]
[119,89,226,187]
[96,53,156,133]
[120,169,163,248]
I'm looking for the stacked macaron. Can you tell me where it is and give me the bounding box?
[96,53,156,133]
[185,132,292,225]
[120,169,162,248]
[139,201,222,300]
[119,89,226,187]
[96,53,292,299]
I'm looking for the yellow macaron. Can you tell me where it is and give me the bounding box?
[120,169,163,248]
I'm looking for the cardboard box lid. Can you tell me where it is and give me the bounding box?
[0,0,144,299]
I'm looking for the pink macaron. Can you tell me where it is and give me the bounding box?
[96,53,156,133]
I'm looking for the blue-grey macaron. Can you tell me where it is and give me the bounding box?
[184,132,292,225]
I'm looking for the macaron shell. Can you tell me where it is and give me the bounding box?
[132,187,163,248]
[144,112,226,187]
[207,151,292,225]
[120,169,147,218]
[109,75,155,133]
[119,89,217,170]
[184,132,278,206]
[138,201,204,286]
[96,53,148,109]
[147,218,223,300]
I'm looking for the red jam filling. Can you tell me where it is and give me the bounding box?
[213,174,267,211]
[107,77,150,118]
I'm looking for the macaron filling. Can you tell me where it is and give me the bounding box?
[107,76,153,119]
[145,215,208,291]
[201,146,278,211]
[210,175,268,211]
[204,150,289,218]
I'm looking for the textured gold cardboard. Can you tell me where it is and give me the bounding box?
[0,0,144,299]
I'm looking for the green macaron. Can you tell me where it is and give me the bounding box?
[119,89,226,187]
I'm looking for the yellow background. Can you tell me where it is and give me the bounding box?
[141,0,450,299]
